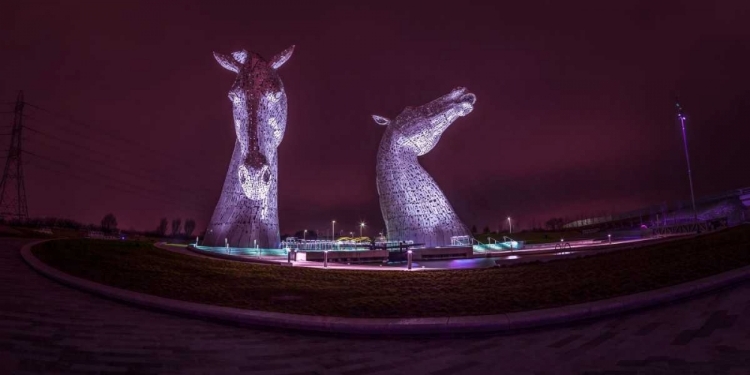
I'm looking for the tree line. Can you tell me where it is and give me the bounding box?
[153,217,197,238]
[0,213,198,239]
[470,217,568,234]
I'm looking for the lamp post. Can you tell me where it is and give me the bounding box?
[507,217,512,234]
[332,220,336,242]
[360,222,365,237]
[303,229,307,242]
[676,100,698,224]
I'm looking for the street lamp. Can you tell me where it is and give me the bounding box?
[507,217,512,234]
[332,221,336,241]
[303,229,307,242]
[360,222,365,237]
[676,100,698,224]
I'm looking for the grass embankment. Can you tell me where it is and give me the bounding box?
[0,225,55,239]
[32,225,750,318]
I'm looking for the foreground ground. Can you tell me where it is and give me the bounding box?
[2,237,750,374]
[30,225,750,318]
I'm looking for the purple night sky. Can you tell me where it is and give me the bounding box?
[1,0,749,236]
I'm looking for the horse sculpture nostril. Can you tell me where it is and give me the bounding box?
[263,168,271,183]
[461,93,477,105]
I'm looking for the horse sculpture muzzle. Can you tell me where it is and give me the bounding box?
[238,148,271,201]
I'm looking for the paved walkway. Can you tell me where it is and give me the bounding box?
[2,238,750,374]
[173,236,683,271]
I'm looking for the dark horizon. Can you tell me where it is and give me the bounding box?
[1,0,749,236]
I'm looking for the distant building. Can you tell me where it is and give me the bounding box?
[563,187,750,231]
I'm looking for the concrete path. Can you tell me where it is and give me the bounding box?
[174,235,687,271]
[3,238,750,374]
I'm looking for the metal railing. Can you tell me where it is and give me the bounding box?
[554,242,572,250]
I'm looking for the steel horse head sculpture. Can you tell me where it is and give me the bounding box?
[373,87,476,247]
[203,45,294,249]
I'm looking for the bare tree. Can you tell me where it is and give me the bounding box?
[171,218,182,237]
[101,213,118,233]
[545,217,564,231]
[157,218,168,237]
[184,219,196,237]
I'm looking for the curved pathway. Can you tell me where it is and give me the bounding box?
[2,238,750,374]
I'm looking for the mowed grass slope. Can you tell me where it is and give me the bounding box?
[32,225,750,318]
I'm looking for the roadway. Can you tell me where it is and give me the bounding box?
[2,237,750,374]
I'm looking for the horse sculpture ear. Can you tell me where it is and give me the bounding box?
[213,52,240,73]
[372,115,391,126]
[270,45,295,69]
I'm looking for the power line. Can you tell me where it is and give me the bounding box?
[2,95,220,218]
[23,125,215,197]
[25,160,212,213]
[21,114,217,193]
[21,112,149,158]
[23,102,210,167]
[23,150,212,211]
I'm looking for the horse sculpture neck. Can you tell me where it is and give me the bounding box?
[376,128,469,247]
[205,141,279,248]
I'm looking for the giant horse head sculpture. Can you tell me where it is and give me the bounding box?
[373,87,476,156]
[213,46,294,200]
[373,87,476,247]
[203,46,294,249]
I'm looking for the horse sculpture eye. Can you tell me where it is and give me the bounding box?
[265,91,281,103]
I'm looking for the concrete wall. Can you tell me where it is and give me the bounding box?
[412,246,472,260]
[300,250,388,263]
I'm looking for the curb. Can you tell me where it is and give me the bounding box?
[21,240,750,335]
[181,244,285,265]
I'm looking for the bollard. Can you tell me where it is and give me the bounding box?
[287,248,292,264]
[407,250,413,270]
[195,236,199,246]
[608,234,612,244]
[324,250,328,268]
